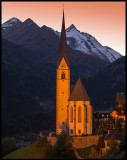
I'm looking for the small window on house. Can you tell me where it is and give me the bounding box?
[61,72,65,79]
[102,114,104,117]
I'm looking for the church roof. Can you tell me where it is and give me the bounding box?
[57,10,70,68]
[70,84,75,95]
[69,77,90,101]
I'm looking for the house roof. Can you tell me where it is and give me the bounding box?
[69,77,90,101]
[94,110,112,114]
[57,10,70,68]
[116,104,126,115]
[108,129,124,135]
[104,134,123,141]
[116,92,125,100]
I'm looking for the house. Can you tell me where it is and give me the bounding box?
[116,92,125,108]
[94,111,111,122]
[110,92,126,127]
[101,129,123,153]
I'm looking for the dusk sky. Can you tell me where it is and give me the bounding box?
[2,1,125,56]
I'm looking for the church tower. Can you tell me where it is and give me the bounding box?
[56,10,70,135]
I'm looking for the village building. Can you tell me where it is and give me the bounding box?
[101,129,124,154]
[94,110,111,122]
[56,10,92,136]
[110,92,126,127]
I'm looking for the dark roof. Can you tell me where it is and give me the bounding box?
[104,134,123,141]
[69,77,90,101]
[70,84,75,95]
[116,104,126,115]
[116,92,125,100]
[57,10,70,68]
[108,129,124,135]
[94,110,112,114]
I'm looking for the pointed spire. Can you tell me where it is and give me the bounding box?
[69,78,90,101]
[57,9,70,68]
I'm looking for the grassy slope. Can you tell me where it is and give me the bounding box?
[2,143,44,159]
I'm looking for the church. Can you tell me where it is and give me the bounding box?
[56,10,93,136]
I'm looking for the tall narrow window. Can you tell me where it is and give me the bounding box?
[70,106,73,122]
[78,129,81,134]
[78,106,82,122]
[61,72,65,79]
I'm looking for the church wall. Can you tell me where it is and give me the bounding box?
[47,135,101,149]
[68,101,93,136]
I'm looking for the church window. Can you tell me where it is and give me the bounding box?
[78,129,81,134]
[70,129,73,134]
[62,122,64,125]
[78,106,82,122]
[70,106,73,122]
[61,72,65,79]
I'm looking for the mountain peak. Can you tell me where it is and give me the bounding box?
[66,24,77,32]
[23,18,34,24]
[2,17,21,26]
[23,18,39,28]
[8,17,21,22]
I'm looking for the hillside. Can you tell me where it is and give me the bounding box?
[82,56,126,111]
[2,143,44,159]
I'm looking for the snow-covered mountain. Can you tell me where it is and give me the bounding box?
[2,18,122,62]
[53,24,122,62]
[2,17,22,35]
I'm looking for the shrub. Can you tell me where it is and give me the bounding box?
[89,147,97,159]
[118,136,126,153]
[35,136,47,148]
[97,136,105,153]
[55,132,76,159]
[42,142,52,159]
[117,151,126,159]
[1,137,17,157]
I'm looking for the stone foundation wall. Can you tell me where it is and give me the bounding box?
[72,135,101,149]
[47,135,101,149]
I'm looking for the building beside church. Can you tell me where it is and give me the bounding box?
[56,10,92,136]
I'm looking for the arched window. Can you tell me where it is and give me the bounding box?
[71,129,73,134]
[61,72,65,79]
[78,129,81,134]
[78,106,82,122]
[70,106,73,122]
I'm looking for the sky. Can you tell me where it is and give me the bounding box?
[2,1,125,56]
